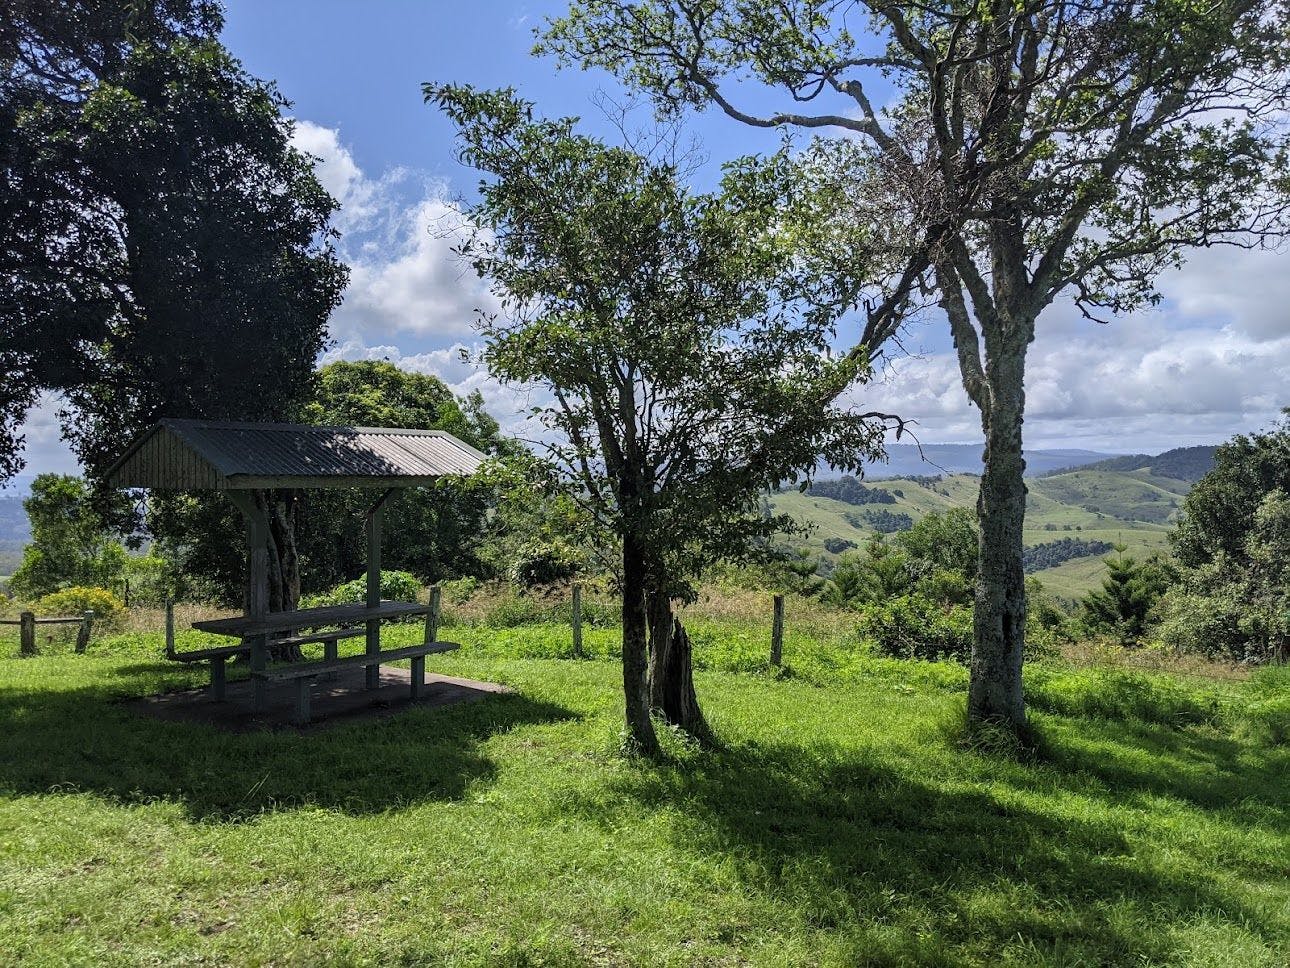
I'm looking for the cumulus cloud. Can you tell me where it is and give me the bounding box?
[855,251,1290,452]
[291,121,500,344]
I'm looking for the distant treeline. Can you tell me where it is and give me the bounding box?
[1042,446,1216,483]
[805,476,897,505]
[1022,538,1114,573]
[844,509,915,534]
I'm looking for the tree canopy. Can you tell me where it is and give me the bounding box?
[541,0,1290,729]
[430,83,894,753]
[1,0,347,479]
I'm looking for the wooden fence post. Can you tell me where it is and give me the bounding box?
[571,583,584,658]
[770,594,785,667]
[75,611,93,654]
[165,598,176,659]
[19,611,36,656]
[425,585,442,644]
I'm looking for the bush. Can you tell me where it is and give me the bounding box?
[1152,586,1250,660]
[510,539,580,589]
[33,586,125,630]
[303,570,423,608]
[857,595,973,662]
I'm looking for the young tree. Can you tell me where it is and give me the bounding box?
[430,85,892,754]
[542,0,1290,728]
[1079,546,1173,644]
[2,1,347,610]
[9,475,131,599]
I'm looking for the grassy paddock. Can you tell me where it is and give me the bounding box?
[0,615,1286,966]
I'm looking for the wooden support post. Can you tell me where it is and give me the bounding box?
[425,585,442,644]
[770,594,785,667]
[211,655,227,701]
[410,655,425,700]
[19,611,36,656]
[228,492,272,711]
[571,583,584,659]
[164,598,176,659]
[294,678,311,725]
[365,501,383,690]
[75,611,93,653]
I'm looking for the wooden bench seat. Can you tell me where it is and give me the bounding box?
[253,641,460,724]
[168,643,251,663]
[167,643,251,701]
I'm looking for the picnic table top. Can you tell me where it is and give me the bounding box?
[192,601,433,637]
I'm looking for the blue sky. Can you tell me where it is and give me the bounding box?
[17,0,1289,476]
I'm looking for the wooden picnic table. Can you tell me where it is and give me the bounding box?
[190,600,442,715]
[191,600,433,636]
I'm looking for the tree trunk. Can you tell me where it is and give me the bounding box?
[257,490,303,661]
[968,347,1028,728]
[621,533,660,756]
[648,591,711,743]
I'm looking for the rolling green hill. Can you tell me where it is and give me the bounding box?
[775,467,1185,602]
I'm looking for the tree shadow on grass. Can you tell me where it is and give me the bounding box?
[1029,713,1290,821]
[0,668,576,822]
[569,734,1286,964]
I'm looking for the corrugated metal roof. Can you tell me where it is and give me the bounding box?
[107,419,487,490]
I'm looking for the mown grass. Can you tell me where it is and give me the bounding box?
[0,619,1286,966]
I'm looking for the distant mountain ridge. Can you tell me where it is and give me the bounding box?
[1039,445,1217,483]
[854,444,1120,479]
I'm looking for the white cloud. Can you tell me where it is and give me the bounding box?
[854,248,1290,452]
[291,122,501,344]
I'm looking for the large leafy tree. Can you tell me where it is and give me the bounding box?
[542,0,1290,728]
[2,1,347,610]
[1157,414,1290,660]
[431,85,892,754]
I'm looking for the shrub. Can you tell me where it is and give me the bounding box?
[34,586,125,630]
[510,538,580,589]
[303,570,423,608]
[857,595,973,662]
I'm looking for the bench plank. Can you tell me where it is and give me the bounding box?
[169,644,251,664]
[273,627,366,649]
[252,641,460,683]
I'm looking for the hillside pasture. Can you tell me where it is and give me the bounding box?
[0,617,1285,966]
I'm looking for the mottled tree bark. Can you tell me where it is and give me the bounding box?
[968,341,1029,728]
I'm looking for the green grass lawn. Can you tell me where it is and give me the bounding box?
[0,627,1286,966]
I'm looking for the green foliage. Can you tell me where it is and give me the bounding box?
[34,586,125,629]
[429,82,888,598]
[302,571,422,609]
[802,477,895,505]
[823,539,913,607]
[857,595,974,663]
[509,538,582,590]
[895,507,979,583]
[8,475,129,599]
[2,6,347,482]
[1078,547,1174,644]
[1158,417,1290,660]
[1023,537,1115,573]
